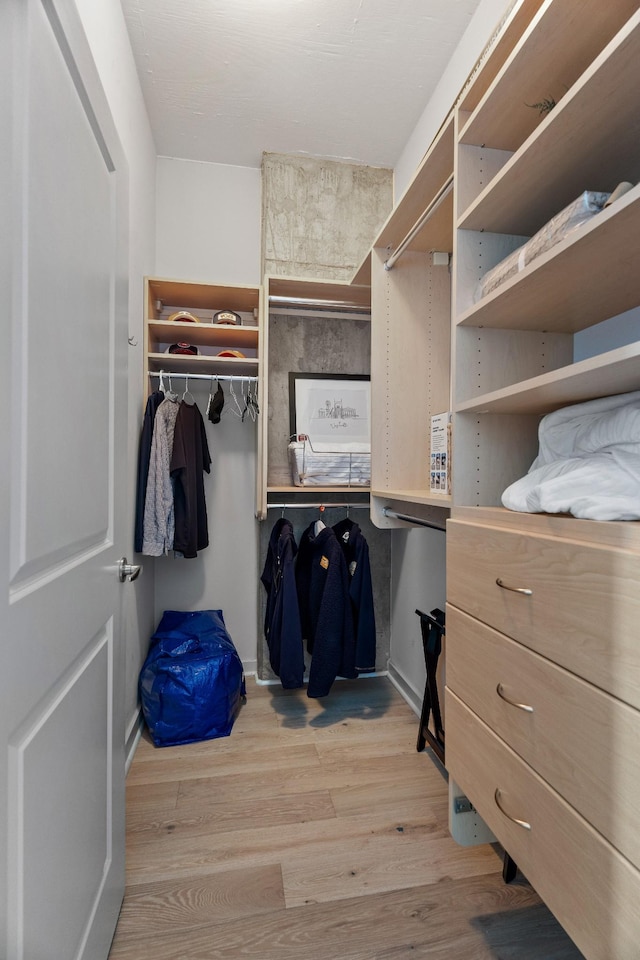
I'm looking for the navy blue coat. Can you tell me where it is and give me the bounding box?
[332,518,377,673]
[296,521,356,698]
[260,519,304,689]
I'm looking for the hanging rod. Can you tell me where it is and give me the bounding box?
[384,176,453,272]
[149,371,258,383]
[268,296,368,313]
[268,501,369,510]
[382,507,446,532]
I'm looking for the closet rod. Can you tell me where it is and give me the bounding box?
[149,371,258,383]
[382,507,446,532]
[268,502,369,510]
[384,176,453,272]
[268,296,367,312]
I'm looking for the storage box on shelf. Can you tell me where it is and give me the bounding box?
[257,275,372,520]
[143,277,262,393]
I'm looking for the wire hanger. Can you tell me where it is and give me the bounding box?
[182,374,195,406]
[165,372,179,402]
[229,380,245,419]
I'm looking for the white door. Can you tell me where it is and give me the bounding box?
[0,1,130,957]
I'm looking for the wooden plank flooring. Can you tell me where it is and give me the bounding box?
[109,676,584,959]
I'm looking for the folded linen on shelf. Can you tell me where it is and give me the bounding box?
[502,390,640,520]
[288,438,370,486]
[475,190,610,302]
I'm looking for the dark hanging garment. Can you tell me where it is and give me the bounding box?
[332,518,377,673]
[260,518,304,689]
[296,521,356,698]
[134,390,164,553]
[170,401,211,558]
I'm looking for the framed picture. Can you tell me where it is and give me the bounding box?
[289,372,371,449]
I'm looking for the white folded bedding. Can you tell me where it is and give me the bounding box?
[502,390,640,520]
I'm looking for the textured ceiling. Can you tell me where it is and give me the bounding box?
[120,0,484,169]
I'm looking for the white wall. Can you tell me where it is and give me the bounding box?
[389,529,447,711]
[156,158,261,285]
[74,0,159,755]
[154,158,263,670]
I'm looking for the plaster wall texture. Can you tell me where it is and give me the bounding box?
[262,153,392,280]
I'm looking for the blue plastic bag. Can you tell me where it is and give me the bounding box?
[139,609,245,747]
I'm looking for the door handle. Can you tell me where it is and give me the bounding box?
[118,557,142,583]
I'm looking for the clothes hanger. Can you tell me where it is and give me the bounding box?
[165,373,179,402]
[229,380,245,418]
[314,503,326,536]
[182,374,195,406]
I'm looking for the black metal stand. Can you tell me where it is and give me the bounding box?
[502,852,518,883]
[415,608,445,765]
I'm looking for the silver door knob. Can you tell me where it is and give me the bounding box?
[118,557,142,583]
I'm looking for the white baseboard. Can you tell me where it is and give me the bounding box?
[125,709,144,773]
[387,660,422,717]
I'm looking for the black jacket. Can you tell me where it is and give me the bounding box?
[332,518,376,673]
[296,521,356,698]
[260,519,304,689]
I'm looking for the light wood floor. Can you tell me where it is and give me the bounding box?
[108,676,584,959]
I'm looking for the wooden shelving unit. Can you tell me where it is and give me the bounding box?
[144,277,262,388]
[257,275,372,520]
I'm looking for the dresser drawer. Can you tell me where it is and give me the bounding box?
[447,517,640,710]
[446,603,640,871]
[446,691,640,960]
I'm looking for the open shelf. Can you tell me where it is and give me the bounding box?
[459,0,637,153]
[456,341,640,416]
[457,0,546,116]
[458,11,640,235]
[147,352,259,378]
[457,183,640,332]
[372,488,452,509]
[148,319,260,349]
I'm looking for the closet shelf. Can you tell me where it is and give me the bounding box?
[372,489,452,509]
[455,340,640,416]
[459,0,637,153]
[147,352,259,378]
[147,319,259,349]
[267,485,370,495]
[457,10,640,235]
[457,183,640,332]
[457,0,546,116]
[372,113,455,257]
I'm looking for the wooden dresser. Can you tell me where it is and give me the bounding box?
[445,506,640,959]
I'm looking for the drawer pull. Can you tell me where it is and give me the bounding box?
[494,788,531,831]
[496,683,534,713]
[496,578,533,596]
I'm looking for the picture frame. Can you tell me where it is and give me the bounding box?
[289,372,371,449]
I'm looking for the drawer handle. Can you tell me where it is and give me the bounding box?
[496,578,533,596]
[494,788,531,831]
[496,683,534,713]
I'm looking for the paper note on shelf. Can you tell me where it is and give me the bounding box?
[430,412,451,495]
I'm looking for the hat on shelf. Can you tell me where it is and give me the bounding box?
[216,349,245,358]
[213,310,241,325]
[167,310,199,323]
[165,342,200,355]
